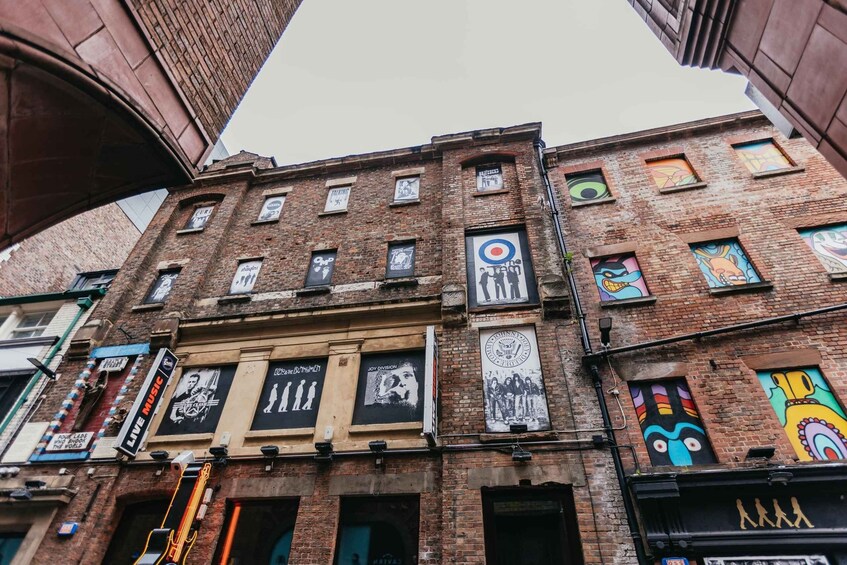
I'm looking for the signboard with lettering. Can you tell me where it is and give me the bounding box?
[422,326,438,444]
[98,356,128,373]
[46,432,94,452]
[115,348,178,457]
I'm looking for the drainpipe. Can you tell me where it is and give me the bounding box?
[0,295,94,440]
[535,140,649,564]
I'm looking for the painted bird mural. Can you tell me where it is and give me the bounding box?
[592,259,645,300]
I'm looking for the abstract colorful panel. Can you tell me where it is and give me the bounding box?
[590,254,649,301]
[690,239,762,288]
[734,140,792,173]
[565,170,611,203]
[756,367,847,461]
[629,380,716,466]
[647,157,699,189]
[798,224,847,273]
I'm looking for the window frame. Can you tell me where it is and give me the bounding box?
[304,250,338,288]
[731,138,797,176]
[323,186,351,213]
[385,240,416,279]
[9,310,56,339]
[68,269,118,291]
[142,269,180,305]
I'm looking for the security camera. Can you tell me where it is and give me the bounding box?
[171,450,195,472]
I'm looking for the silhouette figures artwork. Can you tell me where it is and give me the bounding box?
[735,497,814,530]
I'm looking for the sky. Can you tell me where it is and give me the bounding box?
[220,0,757,166]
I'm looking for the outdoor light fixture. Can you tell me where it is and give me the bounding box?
[260,445,279,471]
[209,446,229,465]
[150,450,170,461]
[27,358,57,380]
[9,488,32,501]
[509,423,528,434]
[369,440,388,468]
[746,446,776,460]
[598,317,613,348]
[768,470,793,486]
[511,445,532,463]
[314,441,334,463]
[24,480,46,490]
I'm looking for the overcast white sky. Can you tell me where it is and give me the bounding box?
[220,0,756,165]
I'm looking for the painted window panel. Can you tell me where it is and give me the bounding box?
[565,170,611,203]
[157,366,236,436]
[690,239,762,288]
[185,205,213,230]
[476,164,503,191]
[305,250,337,287]
[351,351,425,425]
[143,271,179,304]
[756,367,847,461]
[646,157,699,189]
[394,176,420,202]
[734,140,792,173]
[257,195,285,222]
[229,260,262,294]
[251,359,328,430]
[325,186,350,212]
[590,254,649,301]
[799,224,847,273]
[386,242,415,278]
[629,380,717,467]
[465,229,539,308]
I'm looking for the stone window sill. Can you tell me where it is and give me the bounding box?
[244,428,315,439]
[389,200,420,207]
[296,285,331,296]
[132,303,164,312]
[658,181,708,194]
[348,422,423,434]
[318,209,348,217]
[708,281,773,296]
[571,197,616,208]
[473,189,509,197]
[752,166,805,180]
[599,296,657,308]
[469,302,541,314]
[380,277,419,289]
[251,218,279,226]
[176,227,204,235]
[829,272,847,282]
[218,294,252,305]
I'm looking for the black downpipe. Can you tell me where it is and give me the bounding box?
[534,140,649,564]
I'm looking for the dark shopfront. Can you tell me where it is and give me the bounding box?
[630,465,847,565]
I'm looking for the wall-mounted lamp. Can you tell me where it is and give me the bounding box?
[314,442,334,463]
[8,488,32,501]
[27,358,57,380]
[260,445,279,471]
[150,450,170,476]
[209,446,229,466]
[746,446,775,460]
[369,440,388,468]
[768,470,793,486]
[511,445,532,463]
[598,317,613,348]
[24,480,46,490]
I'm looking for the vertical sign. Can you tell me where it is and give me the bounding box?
[422,326,438,445]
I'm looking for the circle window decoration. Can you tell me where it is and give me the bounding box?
[478,238,516,265]
[484,329,532,368]
[797,417,847,460]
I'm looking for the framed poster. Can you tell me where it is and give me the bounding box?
[251,359,328,430]
[157,366,235,436]
[230,260,262,294]
[258,196,285,222]
[305,250,336,287]
[144,271,179,304]
[465,229,538,308]
[352,351,425,425]
[325,186,350,212]
[185,205,213,230]
[479,326,551,433]
[394,177,420,202]
[476,164,503,191]
[386,242,415,279]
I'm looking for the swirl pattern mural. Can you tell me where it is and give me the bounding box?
[566,170,611,203]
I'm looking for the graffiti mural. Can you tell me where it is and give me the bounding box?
[629,380,717,466]
[647,157,698,189]
[691,239,761,288]
[734,140,792,173]
[565,170,611,203]
[798,225,847,273]
[756,367,847,461]
[590,254,649,301]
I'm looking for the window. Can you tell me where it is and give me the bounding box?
[102,500,169,565]
[629,380,717,466]
[68,269,118,291]
[690,239,761,288]
[482,488,583,565]
[215,499,299,565]
[143,270,179,304]
[386,242,415,279]
[156,366,236,436]
[590,254,650,302]
[257,195,285,222]
[251,359,328,430]
[184,205,214,230]
[565,170,611,204]
[646,156,700,190]
[325,186,351,212]
[798,224,847,274]
[305,250,337,287]
[334,496,420,565]
[0,373,29,422]
[10,311,55,339]
[734,139,792,173]
[465,229,539,308]
[756,366,847,461]
[393,176,420,203]
[351,351,425,425]
[476,164,504,192]
[229,259,262,294]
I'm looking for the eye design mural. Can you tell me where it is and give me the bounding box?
[565,171,611,203]
[734,140,792,173]
[799,225,847,274]
[590,254,649,301]
[690,240,761,288]
[629,380,717,467]
[756,367,847,461]
[646,158,698,189]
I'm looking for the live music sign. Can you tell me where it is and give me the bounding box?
[115,348,178,457]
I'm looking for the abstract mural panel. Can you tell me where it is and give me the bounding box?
[565,170,611,204]
[734,140,792,173]
[629,380,717,466]
[465,229,539,308]
[756,367,847,461]
[646,157,699,189]
[590,254,649,301]
[798,224,847,273]
[690,239,762,288]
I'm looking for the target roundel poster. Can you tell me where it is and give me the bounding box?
[465,229,538,309]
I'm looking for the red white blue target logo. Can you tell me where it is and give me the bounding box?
[479,238,516,265]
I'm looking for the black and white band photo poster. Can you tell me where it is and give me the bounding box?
[305,250,336,287]
[394,176,420,202]
[251,359,328,430]
[480,326,551,433]
[386,242,415,278]
[324,186,350,212]
[186,205,213,230]
[352,351,425,425]
[258,196,285,222]
[465,229,538,308]
[476,164,503,191]
[157,366,235,436]
[230,259,262,294]
[144,271,179,304]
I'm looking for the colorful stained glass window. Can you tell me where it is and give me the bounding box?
[690,239,762,288]
[565,170,611,204]
[647,157,699,189]
[798,224,847,274]
[590,254,650,301]
[734,140,792,173]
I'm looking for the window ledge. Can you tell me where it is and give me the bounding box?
[217,294,252,305]
[469,302,541,314]
[0,335,59,349]
[389,200,420,207]
[244,427,315,439]
[708,281,773,296]
[599,296,657,308]
[658,181,708,194]
[348,422,423,434]
[146,432,214,445]
[379,277,419,289]
[296,286,331,296]
[132,303,164,312]
[176,227,205,235]
[472,189,509,197]
[571,197,616,208]
[251,219,279,226]
[752,166,805,179]
[829,272,847,282]
[318,209,348,217]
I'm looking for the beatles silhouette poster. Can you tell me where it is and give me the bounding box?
[352,352,425,425]
[157,366,235,435]
[251,359,328,430]
[466,229,538,308]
